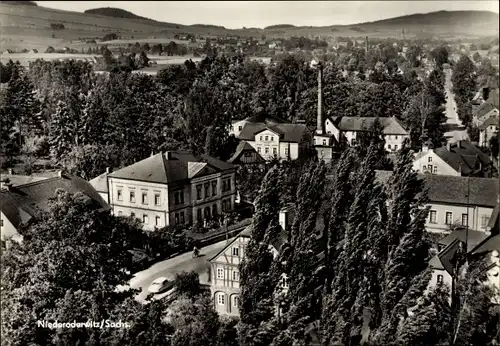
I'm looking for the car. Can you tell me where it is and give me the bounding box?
[147,277,174,294]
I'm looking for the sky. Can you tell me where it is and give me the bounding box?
[36,1,500,29]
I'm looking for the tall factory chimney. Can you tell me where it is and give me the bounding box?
[316,62,325,135]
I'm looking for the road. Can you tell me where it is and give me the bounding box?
[443,68,469,143]
[122,237,236,303]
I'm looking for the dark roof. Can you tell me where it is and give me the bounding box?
[439,229,490,253]
[433,141,492,175]
[478,114,499,130]
[108,151,234,184]
[238,123,309,143]
[228,141,265,164]
[241,114,289,124]
[1,174,51,187]
[430,238,463,275]
[329,116,408,135]
[0,175,109,231]
[473,102,497,119]
[375,171,499,207]
[472,234,500,255]
[486,88,500,109]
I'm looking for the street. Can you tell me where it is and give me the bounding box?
[125,237,236,303]
[443,68,469,143]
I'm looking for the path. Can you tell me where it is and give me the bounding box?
[443,68,469,143]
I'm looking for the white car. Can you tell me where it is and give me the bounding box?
[147,277,174,294]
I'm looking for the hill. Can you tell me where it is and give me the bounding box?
[265,24,296,30]
[84,7,148,20]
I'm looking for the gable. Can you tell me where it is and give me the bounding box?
[414,151,457,173]
[209,233,249,263]
[255,128,281,138]
[191,165,219,179]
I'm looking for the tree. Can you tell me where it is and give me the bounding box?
[406,45,422,68]
[1,190,146,345]
[238,165,284,345]
[472,51,481,63]
[429,46,449,67]
[173,271,202,298]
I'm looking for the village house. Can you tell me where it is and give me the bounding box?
[227,141,265,165]
[322,116,409,152]
[89,168,111,204]
[412,140,493,177]
[230,115,312,161]
[375,171,499,234]
[106,151,237,229]
[0,172,108,248]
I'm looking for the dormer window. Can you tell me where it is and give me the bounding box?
[428,157,432,162]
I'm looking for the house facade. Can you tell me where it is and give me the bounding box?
[107,151,236,230]
[413,140,493,178]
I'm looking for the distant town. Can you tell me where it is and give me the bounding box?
[1,2,499,346]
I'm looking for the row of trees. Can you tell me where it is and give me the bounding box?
[238,141,499,345]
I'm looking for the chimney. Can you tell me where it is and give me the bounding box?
[316,62,325,135]
[446,142,451,151]
[482,87,490,101]
[7,168,13,175]
[106,167,110,174]
[279,209,288,232]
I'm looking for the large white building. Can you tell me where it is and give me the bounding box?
[230,115,311,161]
[106,151,237,229]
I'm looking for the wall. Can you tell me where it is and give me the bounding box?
[108,177,170,229]
[324,118,340,141]
[98,191,109,204]
[210,234,249,316]
[385,134,408,152]
[479,124,498,147]
[427,268,453,304]
[253,129,281,160]
[230,120,247,137]
[426,203,495,233]
[0,212,22,243]
[413,150,460,176]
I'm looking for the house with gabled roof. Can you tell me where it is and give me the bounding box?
[413,140,494,177]
[227,141,265,164]
[0,172,109,248]
[106,151,236,230]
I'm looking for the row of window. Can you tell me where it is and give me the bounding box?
[197,204,219,222]
[216,293,239,307]
[259,135,276,142]
[118,211,163,227]
[387,144,399,151]
[117,188,161,206]
[257,146,286,156]
[429,210,489,228]
[196,180,220,200]
[216,268,240,281]
[422,165,438,174]
[173,190,185,205]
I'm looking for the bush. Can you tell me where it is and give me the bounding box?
[50,23,65,30]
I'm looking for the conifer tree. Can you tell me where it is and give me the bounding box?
[239,165,284,346]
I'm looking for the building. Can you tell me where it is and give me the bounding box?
[208,209,292,316]
[227,141,265,165]
[412,140,493,177]
[375,171,499,234]
[0,172,109,247]
[106,151,237,229]
[230,114,289,138]
[233,117,311,161]
[323,116,409,152]
[478,114,499,148]
[89,168,111,204]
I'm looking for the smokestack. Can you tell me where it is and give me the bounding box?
[316,62,324,135]
[106,167,110,174]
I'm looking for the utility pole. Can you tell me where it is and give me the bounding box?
[465,173,470,263]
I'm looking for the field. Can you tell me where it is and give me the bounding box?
[1,3,499,54]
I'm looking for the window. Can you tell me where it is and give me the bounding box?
[284,148,289,156]
[217,293,225,305]
[212,181,217,196]
[265,147,269,154]
[174,191,184,204]
[212,204,217,218]
[232,247,239,256]
[197,209,202,223]
[433,166,437,174]
[155,216,161,226]
[429,210,438,223]
[461,213,468,227]
[142,214,148,224]
[142,192,148,205]
[180,212,185,224]
[155,193,161,206]
[238,126,242,131]
[233,271,239,281]
[395,135,398,140]
[233,296,239,307]
[323,139,327,145]
[265,135,268,141]
[257,147,261,153]
[437,275,444,284]
[481,215,490,228]
[428,157,432,162]
[273,147,277,155]
[175,213,179,224]
[117,189,123,201]
[130,212,135,218]
[428,164,433,173]
[118,211,123,216]
[445,212,453,225]
[260,136,263,141]
[281,276,289,288]
[204,207,211,220]
[394,145,398,150]
[388,144,392,150]
[204,183,210,198]
[217,268,224,279]
[196,184,202,200]
[129,191,135,203]
[270,136,274,141]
